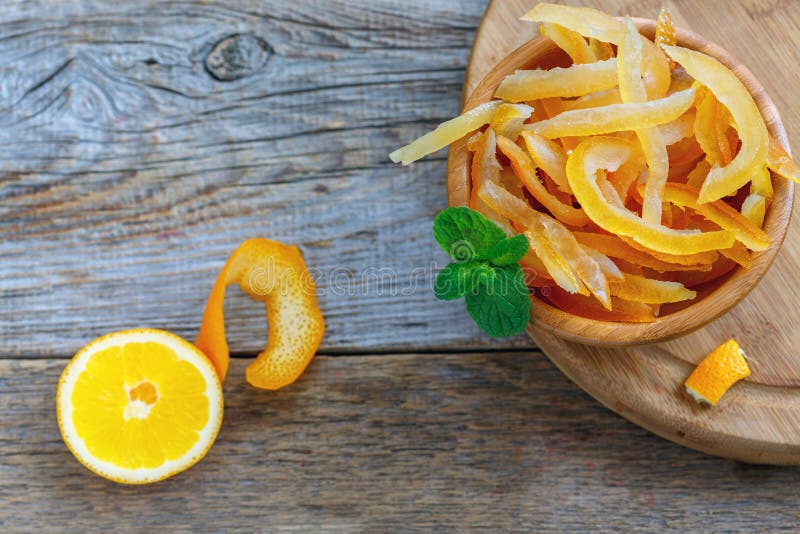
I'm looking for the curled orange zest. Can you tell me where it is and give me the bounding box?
[195,238,325,390]
[684,339,750,405]
[566,136,735,254]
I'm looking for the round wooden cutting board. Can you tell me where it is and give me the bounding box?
[456,0,800,464]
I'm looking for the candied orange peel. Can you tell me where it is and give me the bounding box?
[389,2,798,322]
[195,238,325,390]
[685,339,751,405]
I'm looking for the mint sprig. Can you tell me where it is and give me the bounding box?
[433,207,531,338]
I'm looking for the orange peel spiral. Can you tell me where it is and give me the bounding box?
[195,238,325,390]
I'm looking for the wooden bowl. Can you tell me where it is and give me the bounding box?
[446,18,794,347]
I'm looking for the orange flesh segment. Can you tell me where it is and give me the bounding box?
[195,238,325,390]
[685,339,750,405]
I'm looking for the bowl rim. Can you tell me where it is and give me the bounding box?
[445,17,795,347]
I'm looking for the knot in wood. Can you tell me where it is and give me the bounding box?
[205,34,272,81]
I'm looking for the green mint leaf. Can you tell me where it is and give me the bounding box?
[433,206,506,261]
[465,264,531,338]
[434,262,473,300]
[487,234,529,266]
[434,261,496,300]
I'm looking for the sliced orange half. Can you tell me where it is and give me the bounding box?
[57,328,223,484]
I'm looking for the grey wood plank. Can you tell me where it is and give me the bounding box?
[3,354,800,532]
[0,0,535,356]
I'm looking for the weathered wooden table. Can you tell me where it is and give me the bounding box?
[2,0,800,531]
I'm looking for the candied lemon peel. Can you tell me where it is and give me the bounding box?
[389,2,797,321]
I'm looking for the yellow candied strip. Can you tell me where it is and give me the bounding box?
[525,88,696,139]
[610,273,696,304]
[540,22,597,64]
[657,182,770,251]
[495,58,619,102]
[389,101,500,165]
[478,180,611,308]
[618,18,670,226]
[662,45,769,204]
[566,136,736,254]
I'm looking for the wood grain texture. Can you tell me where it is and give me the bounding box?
[5,355,800,532]
[451,0,800,463]
[0,0,535,356]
